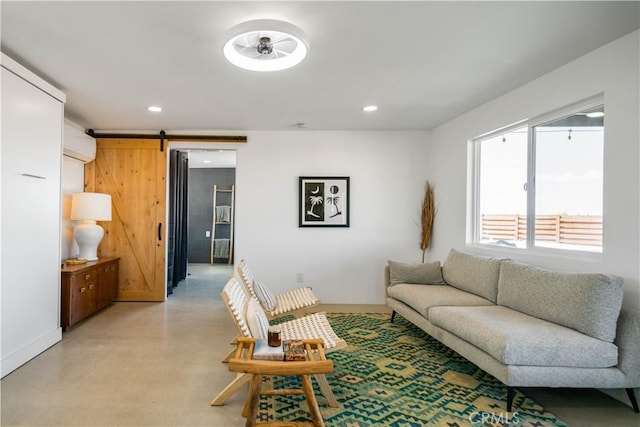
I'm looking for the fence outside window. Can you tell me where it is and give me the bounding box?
[481,214,603,247]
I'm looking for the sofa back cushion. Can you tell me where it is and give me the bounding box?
[497,260,624,343]
[441,249,502,303]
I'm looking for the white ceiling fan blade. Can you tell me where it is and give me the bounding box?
[273,48,291,57]
[244,50,263,59]
[235,44,262,58]
[237,33,262,48]
[235,35,252,48]
[270,36,292,45]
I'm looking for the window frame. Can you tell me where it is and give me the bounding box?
[469,95,604,257]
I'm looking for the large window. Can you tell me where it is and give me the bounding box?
[472,98,604,253]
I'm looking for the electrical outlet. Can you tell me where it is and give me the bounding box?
[296,273,304,283]
[205,230,211,237]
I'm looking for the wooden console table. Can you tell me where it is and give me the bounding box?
[228,337,334,427]
[61,257,119,330]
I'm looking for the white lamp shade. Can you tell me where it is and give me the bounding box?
[70,192,112,221]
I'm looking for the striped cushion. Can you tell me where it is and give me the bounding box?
[245,297,270,340]
[254,280,277,312]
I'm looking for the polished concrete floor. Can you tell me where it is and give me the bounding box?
[1,264,638,426]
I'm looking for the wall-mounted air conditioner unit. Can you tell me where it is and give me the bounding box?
[63,119,96,163]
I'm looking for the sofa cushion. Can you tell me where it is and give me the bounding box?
[429,305,618,368]
[387,284,494,318]
[388,260,445,285]
[497,260,624,343]
[441,249,503,303]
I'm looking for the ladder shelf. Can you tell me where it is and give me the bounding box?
[211,185,234,265]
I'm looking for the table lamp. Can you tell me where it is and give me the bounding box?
[70,192,112,261]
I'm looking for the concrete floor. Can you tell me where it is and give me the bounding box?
[1,264,638,426]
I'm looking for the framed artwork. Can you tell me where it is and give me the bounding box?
[299,176,350,227]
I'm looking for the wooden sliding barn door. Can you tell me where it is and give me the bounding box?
[85,139,166,302]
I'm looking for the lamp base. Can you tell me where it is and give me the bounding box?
[73,220,104,262]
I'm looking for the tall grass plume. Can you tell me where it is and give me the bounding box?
[420,181,435,263]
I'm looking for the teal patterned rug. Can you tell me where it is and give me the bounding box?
[261,312,566,427]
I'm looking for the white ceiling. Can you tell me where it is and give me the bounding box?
[2,2,638,132]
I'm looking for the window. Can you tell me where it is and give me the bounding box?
[472,98,604,253]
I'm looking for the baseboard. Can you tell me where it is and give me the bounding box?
[1,327,62,378]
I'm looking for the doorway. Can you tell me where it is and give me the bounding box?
[167,148,236,296]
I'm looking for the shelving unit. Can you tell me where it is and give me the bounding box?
[210,185,234,265]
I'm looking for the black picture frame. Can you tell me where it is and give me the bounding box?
[299,176,350,227]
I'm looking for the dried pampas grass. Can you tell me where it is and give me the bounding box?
[420,181,435,263]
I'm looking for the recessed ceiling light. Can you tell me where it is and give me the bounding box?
[202,160,211,164]
[223,19,308,72]
[147,106,162,112]
[586,111,605,118]
[362,105,378,112]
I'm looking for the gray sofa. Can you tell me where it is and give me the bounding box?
[385,249,640,412]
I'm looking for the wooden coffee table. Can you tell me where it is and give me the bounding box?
[227,337,334,427]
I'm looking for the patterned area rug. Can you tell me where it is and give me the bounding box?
[261,313,566,427]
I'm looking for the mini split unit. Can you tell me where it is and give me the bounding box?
[63,120,96,163]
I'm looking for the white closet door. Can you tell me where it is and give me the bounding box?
[1,67,64,376]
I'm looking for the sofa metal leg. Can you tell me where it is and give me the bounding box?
[626,388,639,413]
[390,310,396,323]
[506,386,515,412]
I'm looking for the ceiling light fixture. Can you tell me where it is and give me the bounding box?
[147,106,162,112]
[586,111,605,118]
[362,105,378,112]
[223,19,308,72]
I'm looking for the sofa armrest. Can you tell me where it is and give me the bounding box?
[384,266,391,290]
[616,306,640,386]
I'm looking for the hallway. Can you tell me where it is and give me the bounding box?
[172,263,233,302]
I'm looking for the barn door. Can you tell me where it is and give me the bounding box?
[85,139,166,302]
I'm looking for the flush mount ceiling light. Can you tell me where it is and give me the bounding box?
[223,19,308,72]
[147,106,162,112]
[362,105,378,112]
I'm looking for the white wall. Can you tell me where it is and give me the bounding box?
[232,130,429,304]
[60,119,96,261]
[426,31,640,309]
